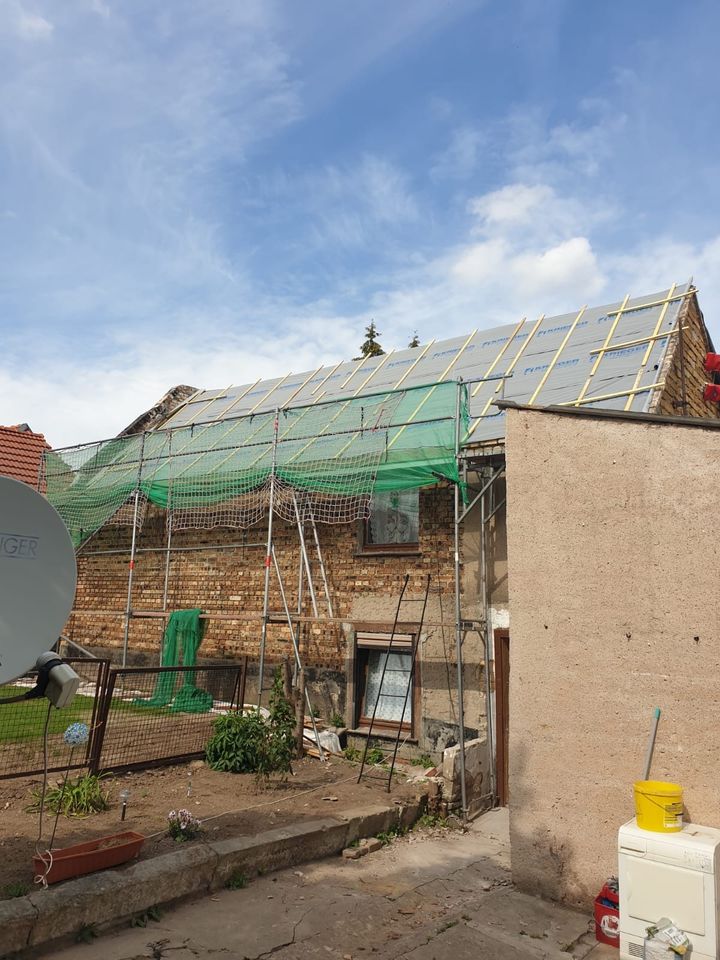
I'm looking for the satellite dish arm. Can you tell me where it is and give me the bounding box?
[0,652,80,709]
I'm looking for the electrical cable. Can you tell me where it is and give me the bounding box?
[33,702,54,888]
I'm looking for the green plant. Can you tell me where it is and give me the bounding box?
[329,712,344,728]
[2,882,29,898]
[415,813,449,830]
[167,808,201,841]
[205,669,295,783]
[376,823,407,846]
[410,753,434,767]
[365,742,385,766]
[343,746,361,762]
[131,906,162,927]
[28,773,110,818]
[76,924,98,943]
[226,870,249,889]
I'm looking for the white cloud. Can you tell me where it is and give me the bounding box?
[17,11,52,37]
[431,126,484,180]
[3,1,54,39]
[469,183,554,226]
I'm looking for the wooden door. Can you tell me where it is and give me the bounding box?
[494,628,510,806]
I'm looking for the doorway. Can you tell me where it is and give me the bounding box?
[494,628,510,806]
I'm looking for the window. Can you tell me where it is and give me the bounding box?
[363,490,419,551]
[355,633,416,732]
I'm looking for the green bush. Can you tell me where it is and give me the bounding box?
[205,670,295,782]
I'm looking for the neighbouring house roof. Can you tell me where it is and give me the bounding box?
[0,425,49,486]
[156,283,702,445]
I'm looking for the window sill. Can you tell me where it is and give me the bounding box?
[349,726,417,745]
[354,547,421,558]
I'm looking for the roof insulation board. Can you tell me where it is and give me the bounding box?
[162,283,692,445]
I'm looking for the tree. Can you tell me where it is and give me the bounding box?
[408,332,420,348]
[356,320,385,359]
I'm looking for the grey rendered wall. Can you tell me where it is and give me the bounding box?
[504,407,720,906]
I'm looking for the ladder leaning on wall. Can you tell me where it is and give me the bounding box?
[357,573,431,792]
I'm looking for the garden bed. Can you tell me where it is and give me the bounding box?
[0,755,422,898]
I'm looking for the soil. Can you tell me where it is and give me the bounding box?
[0,756,425,897]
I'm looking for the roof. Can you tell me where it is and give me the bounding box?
[157,284,697,446]
[0,425,49,486]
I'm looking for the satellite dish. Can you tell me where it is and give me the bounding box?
[0,477,77,685]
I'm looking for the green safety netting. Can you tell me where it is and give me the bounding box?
[133,609,213,713]
[42,380,468,547]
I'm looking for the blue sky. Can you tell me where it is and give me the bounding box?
[2,0,720,445]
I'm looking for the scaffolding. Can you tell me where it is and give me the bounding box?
[40,286,694,816]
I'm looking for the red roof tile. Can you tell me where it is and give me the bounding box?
[0,426,49,486]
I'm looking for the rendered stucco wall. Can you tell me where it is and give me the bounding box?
[505,407,720,906]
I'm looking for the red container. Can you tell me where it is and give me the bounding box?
[704,383,720,403]
[705,353,720,373]
[594,897,620,947]
[33,831,145,885]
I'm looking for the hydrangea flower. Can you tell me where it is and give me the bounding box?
[63,722,90,746]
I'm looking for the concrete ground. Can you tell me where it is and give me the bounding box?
[44,809,617,960]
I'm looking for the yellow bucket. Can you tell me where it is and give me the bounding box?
[634,780,684,832]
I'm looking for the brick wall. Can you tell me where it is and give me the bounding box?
[654,292,720,418]
[67,486,480,753]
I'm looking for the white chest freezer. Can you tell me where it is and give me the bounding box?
[619,818,720,960]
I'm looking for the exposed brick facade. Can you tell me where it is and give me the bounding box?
[654,291,719,418]
[67,487,474,753]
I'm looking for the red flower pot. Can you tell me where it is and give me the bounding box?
[33,831,145,885]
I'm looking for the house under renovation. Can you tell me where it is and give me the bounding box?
[45,281,718,811]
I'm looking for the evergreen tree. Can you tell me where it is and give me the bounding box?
[408,332,420,348]
[356,320,385,359]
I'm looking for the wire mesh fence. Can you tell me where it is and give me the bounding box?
[0,659,246,780]
[92,662,246,773]
[0,658,109,780]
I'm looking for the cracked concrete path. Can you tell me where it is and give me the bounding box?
[42,809,610,960]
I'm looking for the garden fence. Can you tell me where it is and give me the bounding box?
[0,658,247,780]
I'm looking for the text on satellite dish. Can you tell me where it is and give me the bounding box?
[0,533,39,560]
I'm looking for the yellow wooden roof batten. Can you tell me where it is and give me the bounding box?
[467,313,545,438]
[471,317,526,398]
[573,294,630,407]
[386,329,477,451]
[528,306,587,406]
[623,282,677,412]
[393,339,435,389]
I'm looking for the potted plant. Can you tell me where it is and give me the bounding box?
[33,831,146,885]
[31,722,145,885]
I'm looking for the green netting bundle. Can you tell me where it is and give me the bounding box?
[133,609,212,714]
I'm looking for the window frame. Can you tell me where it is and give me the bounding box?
[359,489,421,555]
[353,631,420,737]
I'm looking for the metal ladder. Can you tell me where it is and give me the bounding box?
[357,573,431,792]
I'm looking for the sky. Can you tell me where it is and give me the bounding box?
[2,0,720,446]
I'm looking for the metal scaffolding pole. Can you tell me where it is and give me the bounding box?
[308,509,334,617]
[121,433,146,668]
[258,409,280,708]
[272,545,325,761]
[481,476,497,804]
[160,433,174,665]
[292,494,319,618]
[453,380,468,818]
